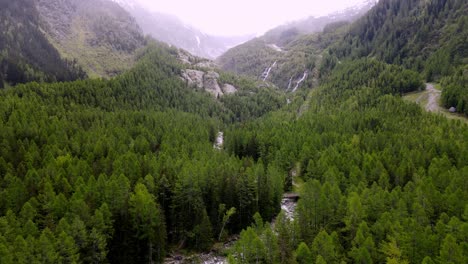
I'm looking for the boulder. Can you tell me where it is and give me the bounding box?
[449,107,456,113]
[222,84,237,94]
[178,52,191,64]
[181,69,204,88]
[203,71,223,97]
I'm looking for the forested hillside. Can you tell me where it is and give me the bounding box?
[325,0,468,115]
[216,2,374,90]
[0,0,85,88]
[262,0,375,46]
[0,0,466,263]
[227,58,467,264]
[0,42,287,263]
[221,0,467,263]
[329,0,467,81]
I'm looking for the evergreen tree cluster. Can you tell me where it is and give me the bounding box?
[228,59,468,263]
[0,43,287,263]
[330,0,468,81]
[441,66,468,115]
[0,0,466,263]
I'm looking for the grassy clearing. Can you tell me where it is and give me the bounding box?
[403,90,429,105]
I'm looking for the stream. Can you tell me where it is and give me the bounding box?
[261,61,277,81]
[292,71,308,92]
[164,194,298,264]
[213,132,224,150]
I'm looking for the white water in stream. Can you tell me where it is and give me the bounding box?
[213,132,224,150]
[261,61,277,81]
[281,197,298,221]
[292,71,308,92]
[286,77,293,91]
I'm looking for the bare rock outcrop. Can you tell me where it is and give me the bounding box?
[181,69,204,88]
[181,69,237,97]
[203,71,223,97]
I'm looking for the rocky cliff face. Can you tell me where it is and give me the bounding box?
[36,0,146,77]
[178,50,237,97]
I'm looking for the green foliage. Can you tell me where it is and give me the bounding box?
[234,227,266,263]
[217,3,372,90]
[217,38,281,79]
[129,183,166,262]
[229,56,468,263]
[330,0,468,81]
[1,1,467,263]
[441,66,468,115]
[323,58,424,95]
[295,242,313,264]
[0,41,287,262]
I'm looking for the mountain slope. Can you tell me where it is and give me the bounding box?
[0,38,288,262]
[329,0,468,81]
[36,0,146,77]
[217,1,375,90]
[224,2,467,263]
[320,0,467,116]
[263,0,376,46]
[113,0,252,59]
[0,0,86,87]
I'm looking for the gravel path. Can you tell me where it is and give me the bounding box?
[425,83,441,112]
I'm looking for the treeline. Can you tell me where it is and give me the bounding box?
[441,66,468,115]
[0,0,86,87]
[227,59,468,263]
[321,58,423,95]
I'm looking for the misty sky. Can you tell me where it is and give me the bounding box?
[136,0,369,36]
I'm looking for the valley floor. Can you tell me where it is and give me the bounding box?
[404,83,468,124]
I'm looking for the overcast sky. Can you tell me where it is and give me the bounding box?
[136,0,369,36]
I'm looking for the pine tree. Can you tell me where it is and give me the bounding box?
[56,232,79,264]
[296,242,313,264]
[438,234,464,264]
[129,183,166,263]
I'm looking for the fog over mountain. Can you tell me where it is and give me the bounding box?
[112,0,253,58]
[135,0,374,36]
[112,0,375,58]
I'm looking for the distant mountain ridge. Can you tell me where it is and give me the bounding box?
[111,0,253,59]
[263,0,377,46]
[216,0,376,90]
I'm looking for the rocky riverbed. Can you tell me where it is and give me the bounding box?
[164,194,298,264]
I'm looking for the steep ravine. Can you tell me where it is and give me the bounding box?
[164,134,300,264]
[164,193,299,264]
